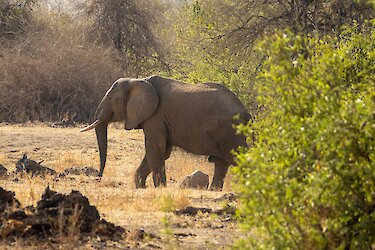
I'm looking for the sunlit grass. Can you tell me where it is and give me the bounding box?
[0,154,7,164]
[49,150,97,172]
[2,145,232,213]
[0,124,237,248]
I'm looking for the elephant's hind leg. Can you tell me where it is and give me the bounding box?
[209,156,230,191]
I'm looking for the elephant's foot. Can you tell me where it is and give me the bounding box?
[152,165,167,187]
[152,171,166,187]
[134,174,147,188]
[134,156,151,188]
[209,179,224,191]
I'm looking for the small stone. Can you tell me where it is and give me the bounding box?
[62,166,99,177]
[180,170,209,189]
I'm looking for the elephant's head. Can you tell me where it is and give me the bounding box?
[80,78,159,177]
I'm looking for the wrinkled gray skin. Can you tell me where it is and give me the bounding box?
[81,76,251,190]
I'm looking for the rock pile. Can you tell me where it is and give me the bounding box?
[60,166,99,177]
[0,154,100,178]
[15,154,56,176]
[0,187,20,212]
[0,186,125,241]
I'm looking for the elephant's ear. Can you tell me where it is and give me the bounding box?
[126,80,159,130]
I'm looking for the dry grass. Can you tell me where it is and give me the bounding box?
[0,15,121,123]
[0,154,6,166]
[0,124,238,248]
[50,150,97,173]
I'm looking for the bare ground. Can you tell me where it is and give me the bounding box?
[0,123,241,249]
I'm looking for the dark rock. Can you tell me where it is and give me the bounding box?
[93,219,125,239]
[0,164,7,177]
[61,166,100,177]
[127,228,146,241]
[15,154,56,177]
[0,187,20,213]
[175,205,237,219]
[213,193,237,202]
[214,204,237,217]
[126,228,157,242]
[174,232,196,237]
[35,187,100,232]
[50,120,76,128]
[175,206,212,216]
[180,170,209,189]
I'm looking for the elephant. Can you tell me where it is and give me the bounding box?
[81,75,251,190]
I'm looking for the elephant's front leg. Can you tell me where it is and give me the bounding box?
[135,144,171,188]
[144,121,169,188]
[134,156,151,188]
[146,149,167,187]
[152,164,166,187]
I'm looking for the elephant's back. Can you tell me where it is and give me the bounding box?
[196,82,250,122]
[148,75,250,122]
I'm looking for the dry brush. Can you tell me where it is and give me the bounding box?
[0,20,121,123]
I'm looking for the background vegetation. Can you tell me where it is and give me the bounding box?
[0,0,373,122]
[0,0,374,248]
[235,23,375,249]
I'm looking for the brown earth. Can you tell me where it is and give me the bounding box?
[0,123,241,249]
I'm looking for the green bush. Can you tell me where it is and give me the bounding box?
[234,22,375,249]
[167,1,261,114]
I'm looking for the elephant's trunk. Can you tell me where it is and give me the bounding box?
[95,123,108,177]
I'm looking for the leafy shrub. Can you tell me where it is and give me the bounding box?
[234,22,375,249]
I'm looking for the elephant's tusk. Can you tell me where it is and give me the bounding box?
[80,120,100,132]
